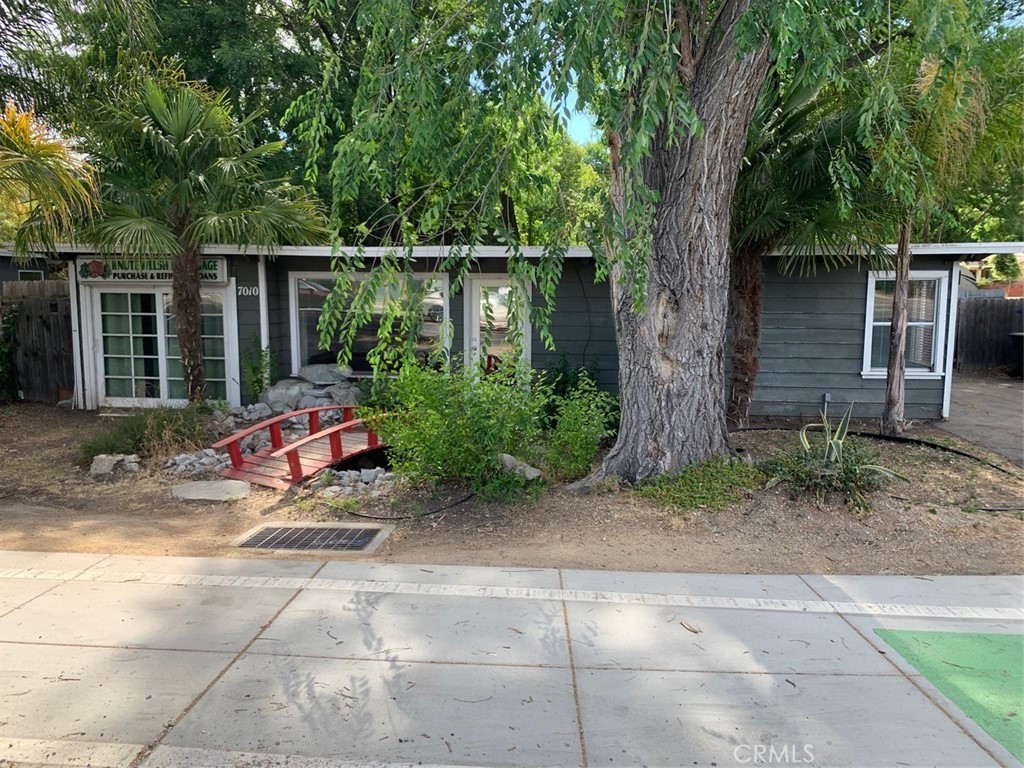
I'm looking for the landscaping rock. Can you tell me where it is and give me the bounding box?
[297,363,353,385]
[325,382,361,406]
[498,453,543,481]
[259,379,306,413]
[90,454,127,477]
[171,479,251,502]
[360,467,379,484]
[298,395,333,410]
[249,402,273,421]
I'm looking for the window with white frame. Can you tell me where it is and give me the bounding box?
[18,270,43,281]
[292,273,449,374]
[863,270,948,377]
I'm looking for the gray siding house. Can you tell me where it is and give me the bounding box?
[0,254,49,282]
[51,242,1024,419]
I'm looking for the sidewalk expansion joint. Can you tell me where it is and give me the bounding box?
[126,560,331,768]
[560,569,588,768]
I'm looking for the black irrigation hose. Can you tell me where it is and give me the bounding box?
[730,425,1024,480]
[344,492,477,521]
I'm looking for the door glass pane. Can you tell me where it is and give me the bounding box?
[203,337,225,358]
[101,293,128,313]
[165,292,227,400]
[103,336,131,356]
[132,313,157,335]
[101,315,130,334]
[105,378,133,397]
[100,291,162,401]
[201,315,224,336]
[475,283,514,363]
[105,358,132,376]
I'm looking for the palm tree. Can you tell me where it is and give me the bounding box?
[82,75,328,402]
[866,3,1001,435]
[726,79,892,428]
[0,101,96,252]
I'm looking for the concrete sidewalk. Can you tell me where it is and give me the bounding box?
[0,551,1021,768]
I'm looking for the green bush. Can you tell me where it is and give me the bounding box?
[761,405,905,511]
[363,361,549,499]
[636,457,764,511]
[79,405,213,463]
[542,372,618,481]
[241,343,273,403]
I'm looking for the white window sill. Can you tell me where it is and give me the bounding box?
[860,371,945,380]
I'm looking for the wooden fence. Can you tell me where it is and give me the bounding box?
[955,296,1024,372]
[0,280,74,403]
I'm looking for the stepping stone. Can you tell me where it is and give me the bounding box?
[172,479,251,502]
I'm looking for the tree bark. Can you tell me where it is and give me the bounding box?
[173,243,207,403]
[881,215,913,435]
[726,245,765,428]
[599,6,771,483]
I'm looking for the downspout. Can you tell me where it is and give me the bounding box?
[67,256,86,409]
[257,253,270,352]
[942,264,960,419]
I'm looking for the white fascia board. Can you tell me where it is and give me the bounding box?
[19,243,595,259]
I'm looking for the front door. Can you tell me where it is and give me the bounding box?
[94,287,232,406]
[464,276,531,371]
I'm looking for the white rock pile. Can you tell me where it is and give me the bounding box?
[315,467,396,498]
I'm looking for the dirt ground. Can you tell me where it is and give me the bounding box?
[0,402,1021,575]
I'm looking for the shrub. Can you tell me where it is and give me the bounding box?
[363,361,549,498]
[542,372,618,481]
[241,343,274,403]
[761,405,906,511]
[79,405,213,463]
[636,457,764,510]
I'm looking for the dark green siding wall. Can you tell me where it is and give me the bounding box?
[531,262,617,390]
[252,253,953,420]
[741,256,952,420]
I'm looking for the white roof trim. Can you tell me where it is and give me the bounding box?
[0,243,595,259]
[5,241,1022,259]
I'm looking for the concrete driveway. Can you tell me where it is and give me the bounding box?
[938,372,1024,466]
[1,551,1021,768]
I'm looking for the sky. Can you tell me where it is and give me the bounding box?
[566,112,600,143]
[559,89,601,144]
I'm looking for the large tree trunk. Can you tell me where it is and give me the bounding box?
[599,7,771,483]
[172,243,207,403]
[726,246,765,428]
[881,216,913,435]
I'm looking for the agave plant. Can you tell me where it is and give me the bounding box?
[798,404,906,480]
[765,404,906,511]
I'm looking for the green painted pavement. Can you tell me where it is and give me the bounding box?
[875,629,1024,761]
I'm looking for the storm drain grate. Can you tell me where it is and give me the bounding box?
[237,524,384,552]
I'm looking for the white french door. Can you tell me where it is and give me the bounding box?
[93,287,235,407]
[463,275,531,371]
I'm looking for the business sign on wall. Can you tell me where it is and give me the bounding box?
[77,256,227,284]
